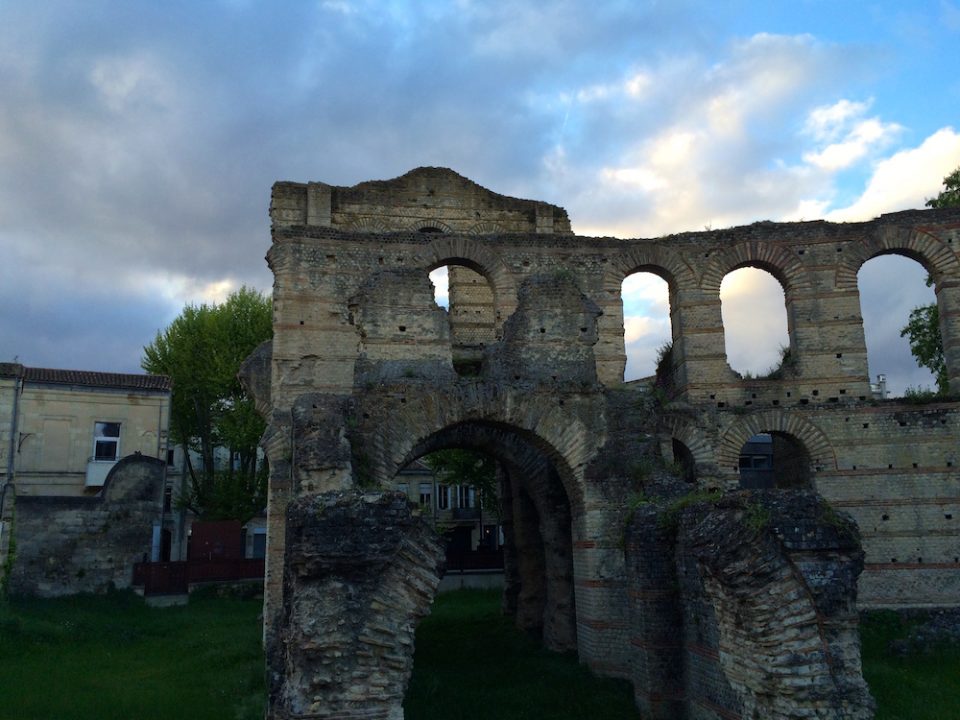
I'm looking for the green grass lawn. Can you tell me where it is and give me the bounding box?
[861,611,960,720]
[404,589,639,720]
[1,587,958,720]
[0,588,265,720]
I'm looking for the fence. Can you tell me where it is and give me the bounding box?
[132,558,265,596]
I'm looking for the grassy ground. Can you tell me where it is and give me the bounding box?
[861,611,960,720]
[2,588,959,719]
[404,589,640,720]
[0,588,265,720]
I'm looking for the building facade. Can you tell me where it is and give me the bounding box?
[0,363,172,575]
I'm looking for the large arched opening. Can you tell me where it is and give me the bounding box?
[737,432,812,490]
[857,253,940,397]
[720,266,791,379]
[620,269,672,383]
[429,262,499,377]
[396,419,579,653]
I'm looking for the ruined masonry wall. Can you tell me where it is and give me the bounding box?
[256,168,960,718]
[8,455,164,597]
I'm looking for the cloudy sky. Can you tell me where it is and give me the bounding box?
[2,1,959,395]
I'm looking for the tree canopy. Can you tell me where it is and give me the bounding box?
[899,167,960,395]
[142,287,272,522]
[425,449,498,517]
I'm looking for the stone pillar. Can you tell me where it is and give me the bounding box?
[267,491,444,720]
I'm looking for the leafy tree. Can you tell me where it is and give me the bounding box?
[900,302,948,395]
[425,449,498,517]
[925,167,960,209]
[142,287,272,523]
[899,168,960,395]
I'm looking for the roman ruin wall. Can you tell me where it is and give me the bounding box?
[248,167,960,719]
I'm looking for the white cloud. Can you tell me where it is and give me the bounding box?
[804,99,872,141]
[803,117,901,171]
[827,127,960,221]
[429,266,449,307]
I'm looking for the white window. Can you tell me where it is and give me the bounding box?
[437,485,450,510]
[93,421,121,461]
[419,483,432,507]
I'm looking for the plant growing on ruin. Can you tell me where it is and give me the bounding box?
[142,287,272,523]
[743,502,771,532]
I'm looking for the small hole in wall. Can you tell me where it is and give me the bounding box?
[859,395,866,401]
[299,320,304,325]
[946,514,953,520]
[326,254,336,260]
[836,247,843,253]
[378,257,384,265]
[717,402,726,408]
[798,249,805,255]
[836,353,842,358]
[913,463,918,468]
[888,464,893,469]
[840,389,846,395]
[800,398,809,405]
[882,514,889,521]
[942,419,948,425]
[829,397,838,403]
[514,375,521,380]
[772,399,780,406]
[891,558,898,563]
[362,413,369,419]
[523,260,530,267]
[786,391,792,397]
[812,389,819,396]
[551,375,557,381]
[745,400,753,406]
[899,421,907,427]
[710,394,716,400]
[751,393,757,399]
[863,423,870,429]
[853,465,857,470]
[539,328,546,333]
[948,461,954,467]
[559,399,564,406]
[398,326,406,332]
[845,417,850,422]
[580,327,587,333]
[918,557,923,564]
[400,398,406,404]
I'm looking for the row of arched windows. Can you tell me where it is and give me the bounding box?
[424,253,939,398]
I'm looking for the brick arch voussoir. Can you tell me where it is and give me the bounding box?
[381,388,591,510]
[468,221,507,235]
[342,216,389,233]
[717,411,836,476]
[605,246,696,296]
[702,242,812,296]
[841,226,960,290]
[407,218,455,233]
[425,236,518,315]
[662,418,718,470]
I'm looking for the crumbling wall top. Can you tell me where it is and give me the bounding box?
[270,166,572,235]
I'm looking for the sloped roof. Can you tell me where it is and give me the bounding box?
[21,366,171,392]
